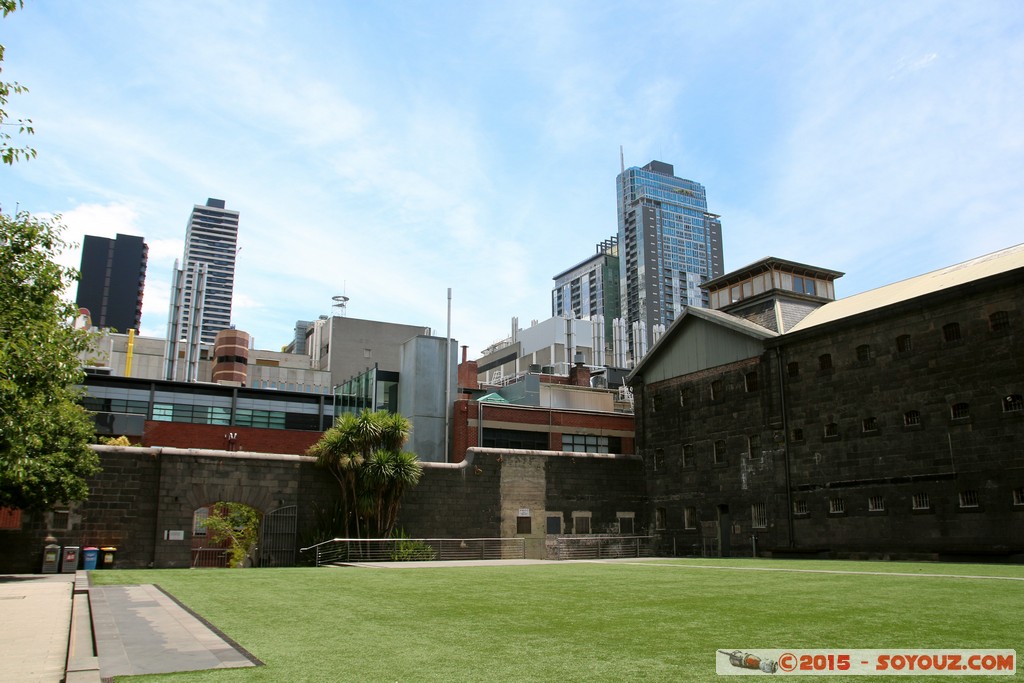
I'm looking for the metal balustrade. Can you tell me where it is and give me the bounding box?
[555,535,654,560]
[300,537,527,566]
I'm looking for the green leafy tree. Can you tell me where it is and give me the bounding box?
[204,502,261,568]
[1,1,36,165]
[0,211,99,511]
[308,410,423,539]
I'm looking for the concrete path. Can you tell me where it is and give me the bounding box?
[0,574,73,683]
[90,583,258,677]
[0,572,258,682]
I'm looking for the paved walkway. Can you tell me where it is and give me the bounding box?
[0,572,258,682]
[0,574,73,683]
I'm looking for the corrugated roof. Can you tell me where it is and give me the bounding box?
[789,243,1024,332]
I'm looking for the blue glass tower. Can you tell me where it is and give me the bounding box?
[617,160,723,359]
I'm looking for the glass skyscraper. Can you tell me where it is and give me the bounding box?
[617,160,723,359]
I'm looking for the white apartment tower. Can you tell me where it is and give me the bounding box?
[165,198,239,380]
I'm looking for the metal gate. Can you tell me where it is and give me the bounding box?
[259,505,297,567]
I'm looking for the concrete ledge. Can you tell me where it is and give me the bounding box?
[67,571,101,683]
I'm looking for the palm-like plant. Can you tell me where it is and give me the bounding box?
[307,410,420,539]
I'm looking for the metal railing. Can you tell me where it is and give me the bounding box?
[191,547,231,568]
[555,535,654,560]
[300,537,527,566]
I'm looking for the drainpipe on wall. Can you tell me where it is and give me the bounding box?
[775,347,795,549]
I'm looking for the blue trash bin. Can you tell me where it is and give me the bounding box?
[82,547,99,571]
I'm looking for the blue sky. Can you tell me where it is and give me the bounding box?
[3,1,1022,356]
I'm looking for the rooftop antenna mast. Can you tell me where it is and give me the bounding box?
[332,295,349,317]
[620,145,625,173]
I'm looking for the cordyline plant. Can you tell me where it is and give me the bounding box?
[307,410,423,539]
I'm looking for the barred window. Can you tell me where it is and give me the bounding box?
[1013,488,1024,506]
[903,410,921,427]
[943,322,961,342]
[683,506,697,529]
[989,310,1010,332]
[745,371,759,392]
[824,422,839,438]
[856,344,871,362]
[787,362,799,378]
[653,448,665,472]
[713,440,726,465]
[896,334,913,353]
[791,428,805,442]
[951,403,970,420]
[710,380,724,401]
[912,493,930,510]
[829,497,845,514]
[862,416,878,432]
[682,443,694,467]
[1003,395,1023,413]
[793,500,809,515]
[868,496,885,512]
[818,353,833,370]
[959,490,979,508]
[751,502,768,529]
[655,507,667,530]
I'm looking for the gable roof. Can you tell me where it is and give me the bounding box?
[790,242,1024,332]
[626,306,777,384]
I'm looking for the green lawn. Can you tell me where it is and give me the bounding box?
[91,558,1024,682]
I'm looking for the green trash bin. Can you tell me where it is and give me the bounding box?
[100,546,118,569]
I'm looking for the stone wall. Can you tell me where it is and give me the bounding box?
[0,445,648,572]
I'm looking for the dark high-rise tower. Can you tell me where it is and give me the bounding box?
[75,233,148,332]
[617,160,723,361]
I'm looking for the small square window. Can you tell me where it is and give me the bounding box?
[903,410,921,427]
[951,403,970,420]
[791,428,804,442]
[818,353,833,371]
[959,490,979,508]
[50,510,70,531]
[573,515,591,534]
[546,515,562,534]
[862,417,878,432]
[787,362,799,378]
[1003,395,1023,413]
[617,513,635,535]
[516,516,532,534]
[912,493,930,510]
[868,496,885,512]
[896,334,913,353]
[943,322,961,343]
[824,422,839,438]
[829,497,845,514]
[1013,488,1024,506]
[856,344,871,362]
[793,500,809,515]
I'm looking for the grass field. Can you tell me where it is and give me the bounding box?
[91,558,1024,682]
